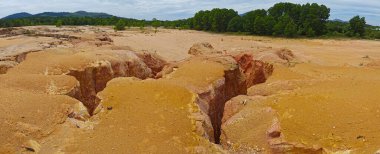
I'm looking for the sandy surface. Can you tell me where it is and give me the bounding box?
[1,26,380,153]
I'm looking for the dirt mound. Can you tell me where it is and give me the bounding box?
[96,34,113,42]
[276,48,295,61]
[188,42,222,56]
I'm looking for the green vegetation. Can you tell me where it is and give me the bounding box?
[0,2,379,39]
[55,19,63,27]
[114,19,126,31]
[151,18,160,33]
[349,16,366,37]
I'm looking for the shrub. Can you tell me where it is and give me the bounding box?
[55,20,63,27]
[114,19,126,31]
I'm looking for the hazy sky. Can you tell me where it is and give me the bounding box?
[0,0,379,25]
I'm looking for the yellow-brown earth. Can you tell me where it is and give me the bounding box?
[1,26,380,153]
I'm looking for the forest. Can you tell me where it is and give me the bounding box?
[0,2,379,39]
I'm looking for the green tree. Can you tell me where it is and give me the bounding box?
[193,9,237,32]
[264,16,276,35]
[210,8,238,32]
[349,16,366,36]
[273,14,291,36]
[193,10,206,30]
[254,16,266,35]
[299,3,330,36]
[114,19,126,31]
[55,20,63,27]
[242,9,267,33]
[152,18,160,33]
[284,20,297,37]
[306,27,316,37]
[227,16,243,32]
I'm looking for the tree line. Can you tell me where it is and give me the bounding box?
[187,3,379,39]
[0,2,379,39]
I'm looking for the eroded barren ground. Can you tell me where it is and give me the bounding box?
[1,26,380,153]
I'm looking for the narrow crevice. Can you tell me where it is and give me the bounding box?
[203,56,273,144]
[215,68,247,144]
[66,54,167,115]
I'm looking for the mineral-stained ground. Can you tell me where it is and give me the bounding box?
[1,26,380,153]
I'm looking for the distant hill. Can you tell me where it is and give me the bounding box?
[2,11,114,19]
[3,12,32,19]
[330,19,348,23]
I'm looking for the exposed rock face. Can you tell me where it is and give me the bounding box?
[161,55,255,143]
[0,84,79,153]
[7,49,155,114]
[0,49,42,74]
[68,54,269,152]
[0,61,17,74]
[222,95,265,124]
[267,119,324,154]
[220,95,277,153]
[233,53,274,88]
[0,48,164,152]
[0,40,275,152]
[188,42,222,56]
[162,58,235,143]
[68,78,226,153]
[67,53,153,114]
[136,51,168,76]
[220,95,324,153]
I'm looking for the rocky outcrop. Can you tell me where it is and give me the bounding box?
[1,40,276,152]
[162,55,258,143]
[67,78,226,153]
[188,42,222,56]
[221,95,325,153]
[267,120,324,154]
[136,51,168,76]
[0,48,166,153]
[0,50,42,74]
[0,88,79,153]
[64,51,154,114]
[68,57,152,114]
[233,53,274,88]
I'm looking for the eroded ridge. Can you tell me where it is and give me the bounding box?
[0,39,274,153]
[221,64,380,153]
[0,48,167,153]
[67,53,273,153]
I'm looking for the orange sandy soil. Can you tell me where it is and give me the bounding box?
[223,64,380,153]
[1,26,380,153]
[66,59,228,153]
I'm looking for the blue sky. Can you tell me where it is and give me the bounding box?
[0,0,379,25]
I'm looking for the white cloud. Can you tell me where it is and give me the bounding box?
[0,0,379,25]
